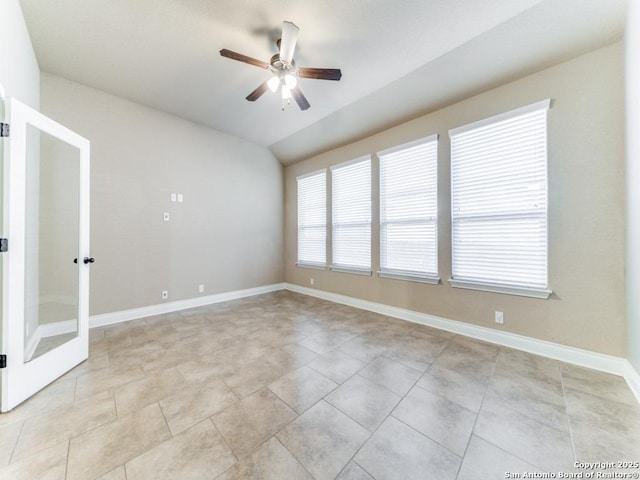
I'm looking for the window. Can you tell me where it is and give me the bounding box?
[449,99,551,298]
[297,170,326,268]
[331,156,372,274]
[379,135,439,283]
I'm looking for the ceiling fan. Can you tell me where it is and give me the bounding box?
[220,21,342,111]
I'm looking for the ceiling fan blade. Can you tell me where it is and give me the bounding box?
[298,68,342,81]
[220,49,269,69]
[291,87,310,111]
[246,81,269,102]
[279,21,299,64]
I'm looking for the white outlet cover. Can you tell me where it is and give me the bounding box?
[171,193,177,202]
[163,212,170,221]
[177,194,183,202]
[162,291,169,299]
[495,311,504,324]
[198,284,204,293]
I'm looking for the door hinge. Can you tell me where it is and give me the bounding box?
[0,123,9,138]
[0,355,6,369]
[0,238,7,253]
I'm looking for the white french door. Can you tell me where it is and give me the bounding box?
[1,97,90,412]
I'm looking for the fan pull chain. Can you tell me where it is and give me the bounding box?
[281,98,291,111]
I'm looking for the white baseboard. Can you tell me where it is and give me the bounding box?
[24,320,78,362]
[622,361,640,402]
[17,283,286,361]
[56,279,639,403]
[89,283,287,329]
[38,319,77,338]
[284,283,640,403]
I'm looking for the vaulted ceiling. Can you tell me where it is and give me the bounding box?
[20,0,627,164]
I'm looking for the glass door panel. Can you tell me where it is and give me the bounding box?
[24,125,80,362]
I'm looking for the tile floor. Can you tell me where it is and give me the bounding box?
[1,291,639,479]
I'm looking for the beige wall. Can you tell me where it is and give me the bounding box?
[41,74,284,316]
[38,132,80,325]
[285,42,626,357]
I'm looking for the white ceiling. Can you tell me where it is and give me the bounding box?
[20,0,627,165]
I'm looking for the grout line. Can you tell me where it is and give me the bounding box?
[7,419,26,465]
[63,439,70,480]
[270,303,463,477]
[325,393,393,435]
[467,347,559,473]
[391,413,464,459]
[306,352,368,384]
[266,376,330,417]
[274,436,318,480]
[331,394,390,473]
[330,348,433,478]
[451,343,499,478]
[156,400,173,438]
[112,388,120,419]
[208,418,239,464]
[353,459,377,479]
[71,376,79,403]
[559,363,579,464]
[298,362,342,386]
[470,434,544,472]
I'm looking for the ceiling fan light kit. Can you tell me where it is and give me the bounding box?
[220,21,342,111]
[267,76,280,92]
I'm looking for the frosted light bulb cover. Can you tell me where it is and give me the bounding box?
[284,74,297,89]
[267,76,280,92]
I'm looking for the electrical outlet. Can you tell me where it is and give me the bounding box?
[163,212,170,221]
[162,290,169,300]
[170,193,177,202]
[199,284,204,293]
[495,311,504,325]
[310,277,314,286]
[177,193,184,202]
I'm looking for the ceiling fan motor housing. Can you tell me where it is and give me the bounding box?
[270,54,297,78]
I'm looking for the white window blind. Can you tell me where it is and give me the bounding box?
[449,99,551,298]
[379,135,438,282]
[297,170,326,267]
[331,157,372,274]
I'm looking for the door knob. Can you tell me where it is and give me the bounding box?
[83,257,95,264]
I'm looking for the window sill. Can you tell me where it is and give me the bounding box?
[296,262,327,271]
[378,270,440,285]
[330,265,373,276]
[448,278,552,299]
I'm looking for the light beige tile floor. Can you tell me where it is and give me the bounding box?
[1,291,639,479]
